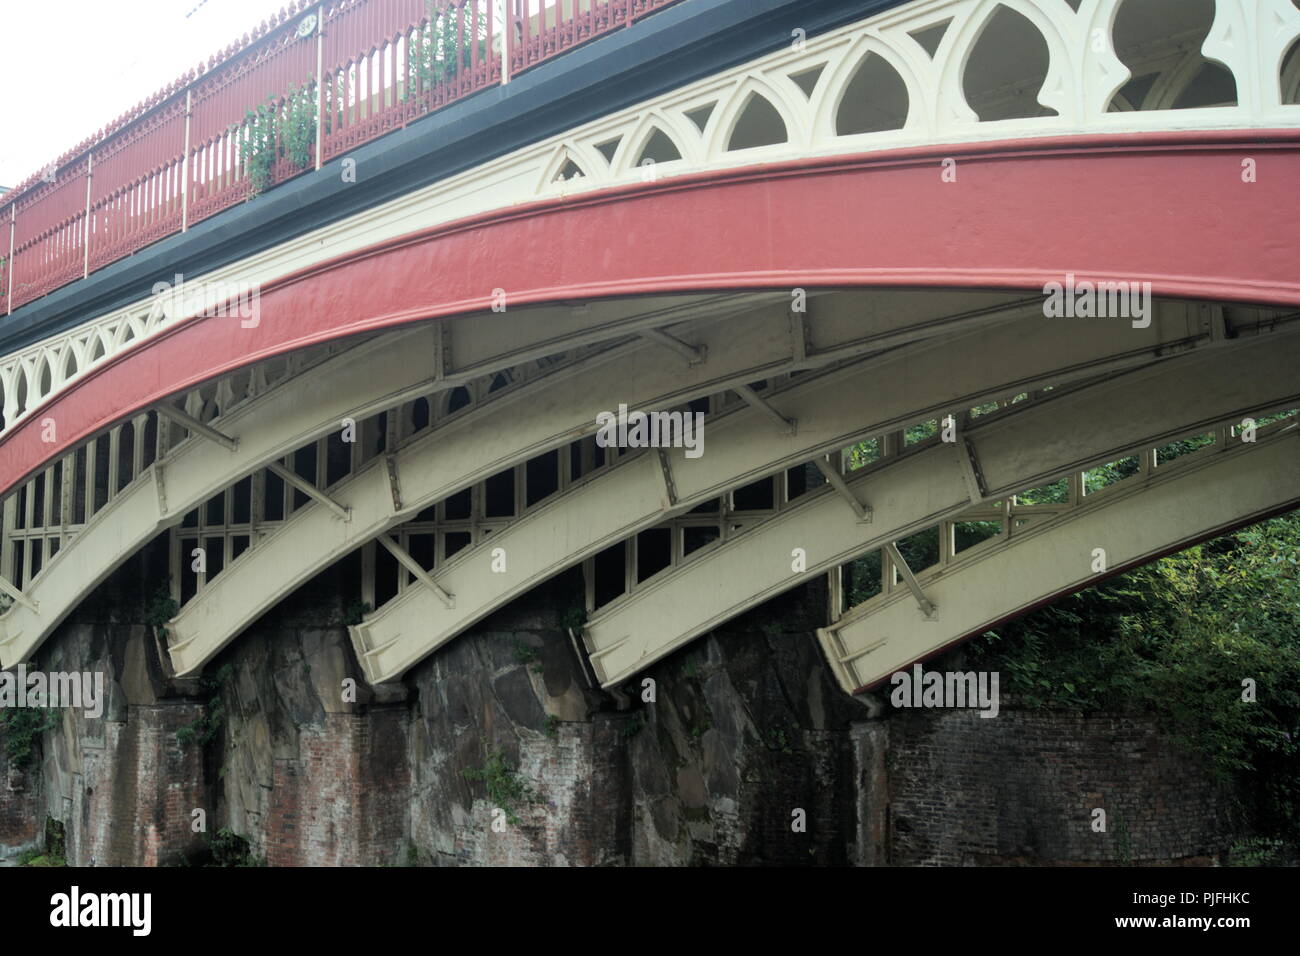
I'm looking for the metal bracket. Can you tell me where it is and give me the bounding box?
[884,542,937,620]
[655,448,678,509]
[735,384,796,434]
[955,432,988,504]
[266,462,351,521]
[153,462,169,518]
[641,327,706,366]
[789,307,808,367]
[385,455,402,512]
[812,455,871,522]
[377,534,454,609]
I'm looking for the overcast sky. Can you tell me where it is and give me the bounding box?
[0,0,291,188]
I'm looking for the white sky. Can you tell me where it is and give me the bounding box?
[0,0,291,189]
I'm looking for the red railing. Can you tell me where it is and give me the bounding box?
[1,0,682,315]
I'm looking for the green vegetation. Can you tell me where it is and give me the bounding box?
[18,818,67,866]
[767,727,796,755]
[146,584,179,640]
[176,662,234,749]
[969,512,1300,851]
[513,638,544,675]
[620,712,647,740]
[407,2,489,97]
[462,745,537,826]
[207,827,266,867]
[0,706,60,769]
[173,827,266,867]
[343,599,372,626]
[559,603,587,633]
[239,84,317,196]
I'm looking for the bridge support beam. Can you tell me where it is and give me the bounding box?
[883,542,937,619]
[813,455,871,522]
[821,425,1300,693]
[344,314,1293,686]
[579,329,1300,687]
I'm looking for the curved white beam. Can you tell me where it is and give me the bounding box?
[0,291,781,668]
[819,424,1300,694]
[579,329,1300,688]
[165,289,1067,674]
[348,301,1229,683]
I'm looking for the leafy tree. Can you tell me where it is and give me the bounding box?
[968,512,1300,845]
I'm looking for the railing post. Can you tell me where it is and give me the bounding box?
[6,205,14,315]
[314,5,325,171]
[83,152,93,279]
[182,89,192,232]
[500,0,512,85]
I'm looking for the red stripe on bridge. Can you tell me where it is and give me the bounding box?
[1,130,1297,496]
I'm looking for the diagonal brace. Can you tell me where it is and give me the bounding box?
[735,384,796,434]
[884,542,937,619]
[266,462,351,521]
[377,534,455,609]
[155,404,239,451]
[0,574,37,613]
[641,327,706,366]
[812,455,871,522]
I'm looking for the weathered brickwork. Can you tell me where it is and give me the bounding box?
[265,710,409,866]
[0,747,42,855]
[885,706,1238,866]
[0,549,1247,867]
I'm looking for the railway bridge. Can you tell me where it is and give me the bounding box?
[0,0,1298,865]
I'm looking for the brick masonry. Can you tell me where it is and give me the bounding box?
[0,745,42,855]
[0,554,1247,867]
[883,706,1238,866]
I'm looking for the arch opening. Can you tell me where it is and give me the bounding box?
[1108,0,1236,111]
[836,52,909,135]
[727,92,789,150]
[962,4,1058,121]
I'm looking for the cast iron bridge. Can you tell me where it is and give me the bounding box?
[0,0,1298,696]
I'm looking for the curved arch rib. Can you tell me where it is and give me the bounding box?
[578,328,1300,688]
[819,424,1300,694]
[0,291,781,668]
[346,301,1226,683]
[163,289,1077,675]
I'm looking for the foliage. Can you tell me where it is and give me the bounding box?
[0,706,60,769]
[559,603,587,633]
[968,512,1300,844]
[19,818,67,866]
[620,712,647,740]
[406,2,488,100]
[176,662,234,749]
[462,745,537,826]
[147,584,179,640]
[238,84,317,196]
[343,600,372,626]
[1225,836,1289,867]
[207,827,266,867]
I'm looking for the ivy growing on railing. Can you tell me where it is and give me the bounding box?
[238,84,317,196]
[406,2,489,104]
